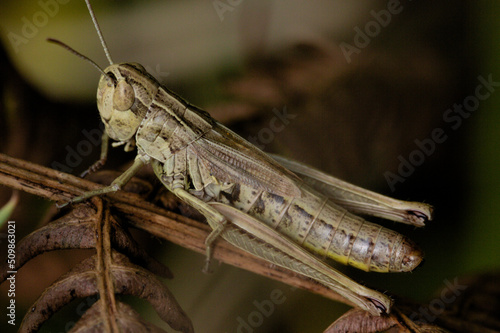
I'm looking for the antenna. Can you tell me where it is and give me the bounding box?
[47,38,114,84]
[85,0,114,65]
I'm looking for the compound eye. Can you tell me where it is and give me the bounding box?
[113,80,135,111]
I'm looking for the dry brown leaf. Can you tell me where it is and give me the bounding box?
[324,308,398,333]
[19,251,192,333]
[0,203,172,283]
[70,300,167,333]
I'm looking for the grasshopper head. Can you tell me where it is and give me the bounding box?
[97,63,159,147]
[48,1,162,152]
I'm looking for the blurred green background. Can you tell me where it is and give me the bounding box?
[0,1,499,332]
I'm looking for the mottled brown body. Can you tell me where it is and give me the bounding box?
[103,65,423,273]
[86,59,429,315]
[96,64,422,274]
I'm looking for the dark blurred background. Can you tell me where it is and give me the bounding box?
[0,1,499,332]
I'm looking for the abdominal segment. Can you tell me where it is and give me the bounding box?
[217,183,422,273]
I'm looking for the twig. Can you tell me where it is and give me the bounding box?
[0,152,354,307]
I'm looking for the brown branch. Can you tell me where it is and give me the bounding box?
[0,152,354,308]
[94,200,120,333]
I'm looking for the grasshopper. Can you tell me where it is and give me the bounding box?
[52,0,433,316]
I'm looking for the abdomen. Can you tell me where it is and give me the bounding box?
[217,183,423,273]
